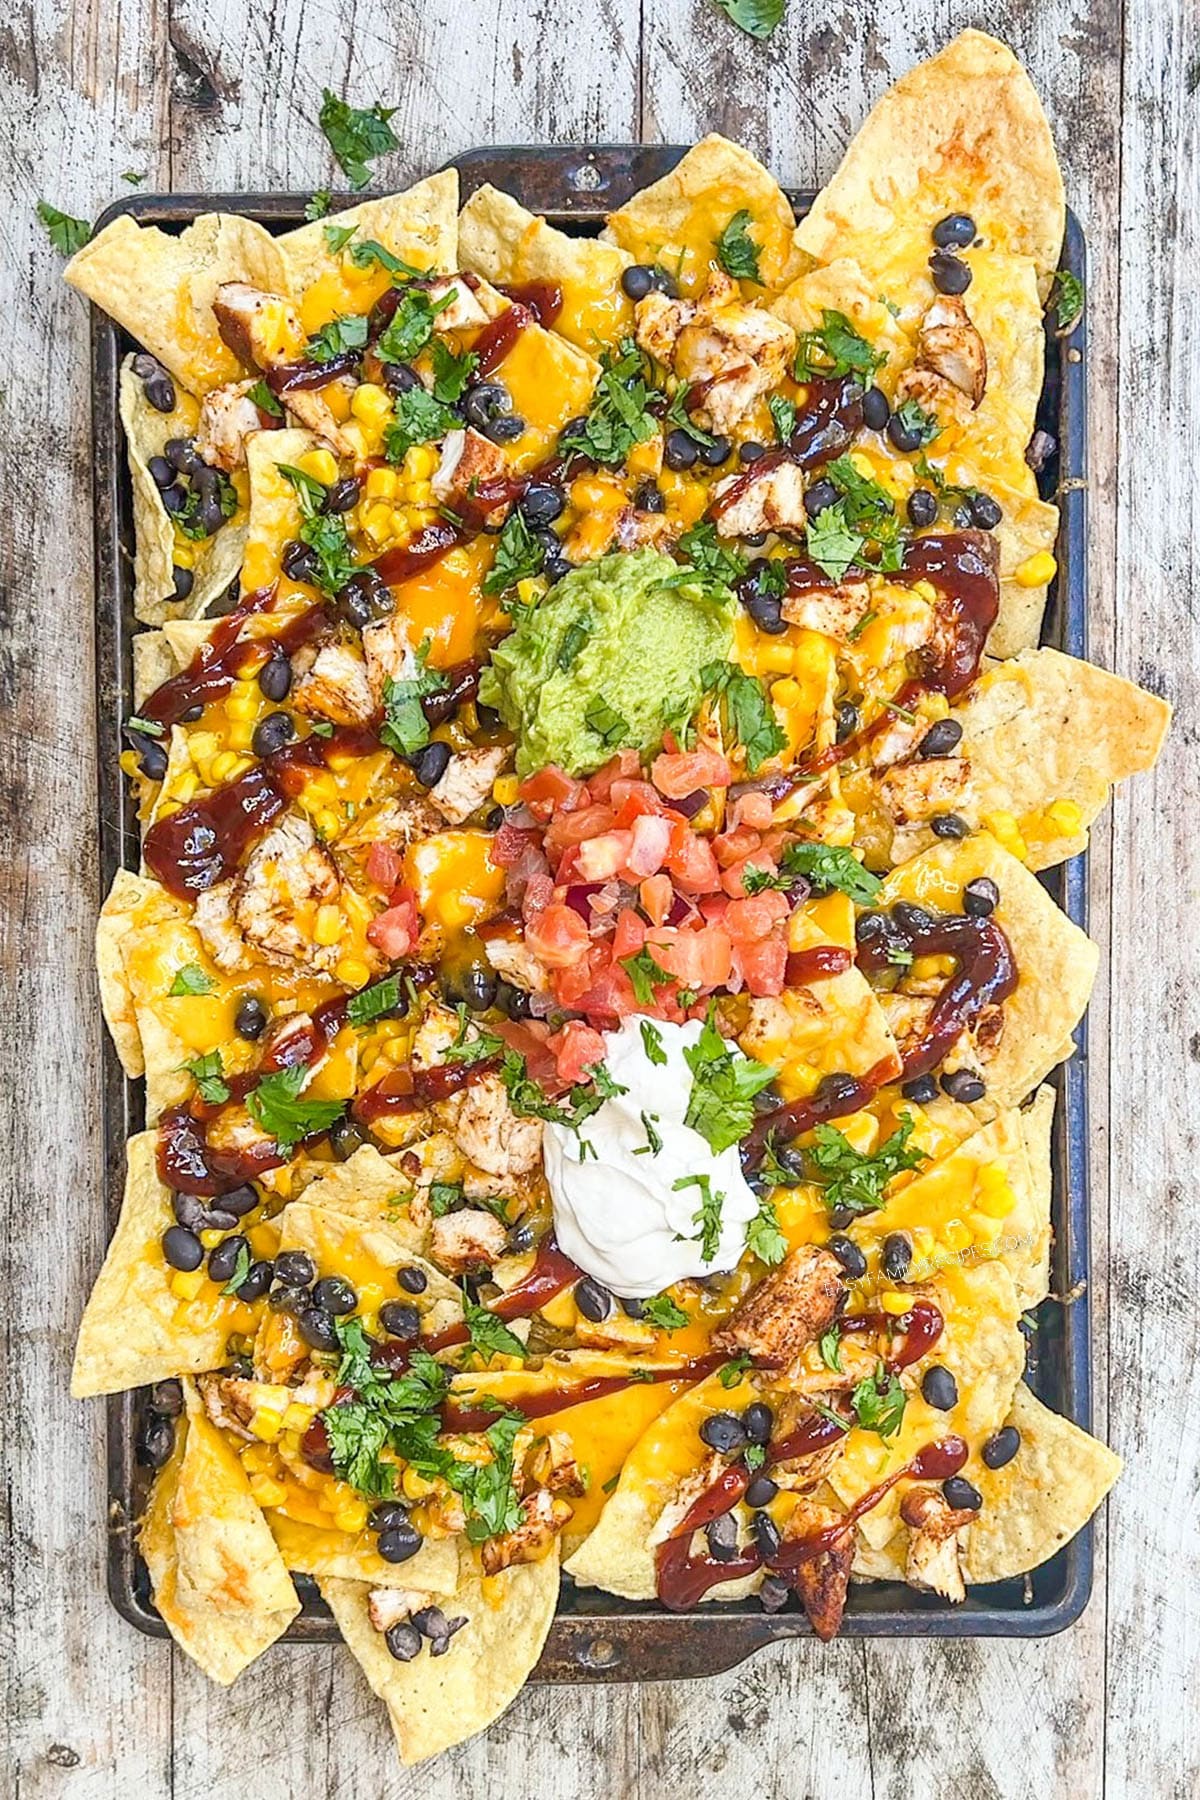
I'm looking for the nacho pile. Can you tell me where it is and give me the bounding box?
[72,30,1164,1763]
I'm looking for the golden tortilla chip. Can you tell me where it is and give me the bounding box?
[66,212,288,395]
[988,481,1060,658]
[267,1510,459,1593]
[241,427,322,593]
[458,182,634,351]
[468,280,600,468]
[72,1133,252,1397]
[953,648,1171,870]
[770,256,911,376]
[120,357,247,624]
[290,1145,428,1252]
[321,1551,559,1764]
[140,1381,300,1683]
[96,868,184,1078]
[131,617,218,707]
[278,174,458,295]
[605,134,804,297]
[795,32,1065,293]
[878,833,1098,1107]
[965,1382,1121,1582]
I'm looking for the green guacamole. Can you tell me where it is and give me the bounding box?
[480,549,734,777]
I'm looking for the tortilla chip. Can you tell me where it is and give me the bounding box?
[794,32,1065,292]
[467,280,600,468]
[989,484,1060,658]
[953,648,1172,870]
[132,616,219,708]
[140,1381,300,1682]
[66,211,288,395]
[96,868,184,1078]
[605,134,804,297]
[1016,1084,1055,1304]
[120,357,247,624]
[278,174,458,298]
[241,427,322,593]
[267,1510,460,1593]
[770,256,912,377]
[72,1133,249,1396]
[877,833,1099,1108]
[965,1382,1121,1582]
[321,1551,559,1764]
[290,1145,429,1252]
[458,183,635,351]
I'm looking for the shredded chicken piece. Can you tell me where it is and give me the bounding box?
[635,269,796,436]
[196,1374,256,1441]
[195,379,266,472]
[714,1245,845,1368]
[432,427,508,522]
[481,930,549,995]
[193,879,249,972]
[479,1488,573,1576]
[871,715,928,770]
[233,811,344,974]
[652,1452,728,1544]
[447,1074,544,1178]
[878,755,974,828]
[429,745,508,826]
[780,579,872,641]
[291,642,376,726]
[877,991,937,1059]
[429,1207,508,1274]
[780,1498,853,1639]
[361,615,418,707]
[710,459,808,540]
[900,1487,977,1601]
[211,281,352,454]
[338,795,442,859]
[892,364,973,433]
[914,294,987,408]
[367,1587,432,1633]
[410,1003,463,1069]
[427,277,490,334]
[524,1431,587,1497]
[613,507,677,552]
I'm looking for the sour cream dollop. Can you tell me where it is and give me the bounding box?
[543,1016,760,1298]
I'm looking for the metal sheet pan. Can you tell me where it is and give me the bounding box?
[90,146,1091,1678]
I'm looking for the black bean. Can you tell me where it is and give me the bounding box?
[901,1074,939,1104]
[893,901,937,933]
[633,480,666,513]
[192,464,220,499]
[816,1072,859,1106]
[485,412,526,444]
[933,213,976,249]
[575,1277,613,1323]
[611,1296,643,1322]
[171,565,194,603]
[760,1574,790,1613]
[252,649,292,705]
[929,251,972,295]
[323,476,361,514]
[234,996,268,1041]
[518,482,565,527]
[982,1426,1021,1470]
[700,1412,747,1455]
[207,1234,249,1283]
[463,381,511,429]
[648,266,678,298]
[297,1307,339,1351]
[268,1284,310,1315]
[496,980,533,1021]
[962,877,999,919]
[907,488,939,528]
[429,1617,469,1656]
[861,386,890,431]
[339,580,375,630]
[828,1235,866,1279]
[234,1259,273,1302]
[327,1115,366,1162]
[918,718,963,758]
[180,703,203,722]
[147,454,175,489]
[742,1402,773,1446]
[131,354,159,379]
[252,711,294,758]
[280,539,318,584]
[663,429,699,471]
[887,413,925,453]
[128,729,168,781]
[970,492,1003,530]
[543,553,573,583]
[621,264,655,301]
[162,1226,203,1271]
[506,1222,536,1254]
[752,1511,781,1559]
[745,1473,779,1508]
[137,1413,176,1469]
[384,1621,423,1662]
[379,1300,422,1340]
[274,1250,316,1289]
[144,371,177,412]
[921,1366,959,1411]
[383,361,420,396]
[149,1378,184,1417]
[1026,429,1057,473]
[941,1068,986,1103]
[751,1082,784,1116]
[413,1605,468,1653]
[411,740,451,788]
[699,435,732,467]
[804,478,838,520]
[769,1144,806,1183]
[741,584,786,635]
[378,1514,423,1562]
[942,1476,982,1511]
[397,1264,428,1296]
[172,1192,229,1232]
[827,1206,857,1232]
[705,1511,740,1563]
[835,700,860,743]
[738,440,766,464]
[312,1276,357,1316]
[881,1233,912,1281]
[931,813,969,840]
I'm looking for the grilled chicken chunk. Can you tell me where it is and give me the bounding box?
[900,1487,977,1602]
[714,1245,845,1369]
[635,269,796,436]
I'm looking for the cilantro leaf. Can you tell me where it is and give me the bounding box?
[1052,269,1084,334]
[221,1241,253,1297]
[483,510,545,597]
[805,499,864,580]
[174,468,239,542]
[324,1403,395,1497]
[380,644,448,758]
[184,1050,229,1105]
[701,660,786,774]
[744,1443,767,1471]
[305,312,369,364]
[463,1293,528,1364]
[560,337,658,467]
[768,393,797,444]
[710,0,785,39]
[891,397,941,450]
[304,190,331,221]
[443,1006,504,1066]
[715,209,762,283]
[499,1050,621,1139]
[584,694,631,748]
[683,1006,778,1154]
[824,455,904,571]
[349,239,423,278]
[642,1294,689,1332]
[662,385,719,450]
[430,337,478,402]
[818,1325,843,1372]
[557,616,591,671]
[322,222,357,256]
[745,1194,787,1266]
[640,1020,667,1067]
[621,945,674,1007]
[778,840,881,904]
[850,1363,906,1438]
[36,201,91,255]
[318,90,399,190]
[637,1111,664,1156]
[383,385,458,463]
[718,1352,753,1388]
[247,378,283,419]
[376,287,453,364]
[677,523,745,591]
[672,1173,725,1262]
[453,1414,525,1543]
[126,714,164,737]
[246,1064,345,1153]
[346,974,404,1028]
[794,309,885,383]
[168,962,215,997]
[276,462,360,594]
[429,1181,464,1218]
[806,1115,926,1218]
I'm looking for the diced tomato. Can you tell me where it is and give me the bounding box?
[735,932,789,997]
[568,959,640,1019]
[611,907,646,961]
[651,747,733,798]
[492,1016,557,1084]
[576,831,633,882]
[663,820,721,894]
[519,766,590,819]
[731,790,775,830]
[544,802,618,861]
[625,812,672,878]
[521,871,555,921]
[547,1019,608,1085]
[526,902,591,967]
[649,922,733,991]
[610,779,669,826]
[586,750,640,802]
[713,825,763,868]
[639,873,674,927]
[553,950,600,1008]
[366,892,419,959]
[365,840,403,890]
[725,890,791,943]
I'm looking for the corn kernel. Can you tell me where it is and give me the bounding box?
[365,465,399,501]
[912,579,938,604]
[492,774,520,807]
[298,448,338,486]
[240,1443,271,1474]
[172,539,197,570]
[911,954,956,982]
[792,638,832,678]
[983,809,1028,862]
[170,1269,205,1300]
[172,772,199,803]
[402,1467,435,1500]
[199,1228,224,1250]
[315,807,341,839]
[334,1500,370,1534]
[249,1475,288,1508]
[1045,798,1084,835]
[976,1162,1017,1218]
[407,443,439,481]
[968,1214,1003,1249]
[250,1408,284,1443]
[912,1227,936,1258]
[335,955,372,989]
[880,1290,913,1316]
[771,677,803,710]
[1015,550,1057,588]
[351,382,391,428]
[226,687,259,720]
[283,1402,316,1431]
[341,421,368,458]
[314,903,343,946]
[759,642,796,674]
[943,1218,972,1252]
[227,721,254,753]
[211,750,242,783]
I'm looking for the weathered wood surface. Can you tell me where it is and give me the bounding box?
[1,1,1195,1795]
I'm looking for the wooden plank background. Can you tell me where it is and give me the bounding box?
[1,1,1195,1794]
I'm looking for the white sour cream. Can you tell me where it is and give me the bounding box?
[543,1016,759,1298]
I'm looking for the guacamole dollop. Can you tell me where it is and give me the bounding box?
[480,549,734,777]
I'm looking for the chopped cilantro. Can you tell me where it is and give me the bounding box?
[429,336,478,401]
[806,1115,926,1218]
[768,393,797,443]
[778,840,881,904]
[276,462,360,594]
[636,1111,664,1157]
[304,190,332,220]
[683,1005,778,1154]
[891,397,941,450]
[168,963,215,998]
[346,974,404,1028]
[805,499,865,580]
[429,1182,464,1217]
[380,644,448,758]
[710,0,785,39]
[318,90,399,190]
[483,510,545,597]
[383,385,458,463]
[304,312,369,364]
[794,309,885,383]
[349,239,423,278]
[662,384,719,450]
[246,378,283,419]
[499,1050,622,1139]
[640,1020,667,1067]
[672,1173,725,1263]
[824,455,904,570]
[850,1363,906,1438]
[463,1292,528,1363]
[818,1325,843,1372]
[443,1006,504,1065]
[745,1194,787,1266]
[126,714,164,737]
[1052,269,1084,333]
[560,337,658,466]
[621,945,674,1006]
[556,616,591,671]
[221,1241,253,1297]
[700,660,787,774]
[36,201,91,254]
[715,209,761,283]
[246,1064,345,1153]
[184,1050,229,1105]
[584,694,631,748]
[322,221,357,256]
[376,287,453,364]
[718,1353,753,1388]
[677,523,745,590]
[455,1414,525,1543]
[744,1443,767,1471]
[642,1293,688,1332]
